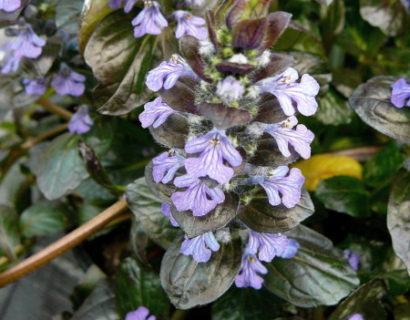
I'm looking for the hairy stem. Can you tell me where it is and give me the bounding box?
[0,198,129,288]
[36,97,73,120]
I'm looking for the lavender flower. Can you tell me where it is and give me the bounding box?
[139,97,176,128]
[348,314,364,320]
[249,166,304,208]
[125,306,156,320]
[263,117,315,159]
[51,65,86,96]
[216,76,245,103]
[22,78,47,95]
[152,150,185,184]
[258,68,320,116]
[171,174,225,216]
[108,0,127,9]
[0,0,20,12]
[235,254,267,289]
[246,231,299,262]
[68,106,94,135]
[132,1,168,38]
[1,49,22,74]
[391,78,410,108]
[10,25,46,59]
[344,249,360,272]
[173,10,208,40]
[401,0,410,13]
[180,232,220,263]
[184,129,242,185]
[146,55,196,92]
[161,203,179,227]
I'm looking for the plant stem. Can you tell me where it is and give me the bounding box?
[21,123,68,150]
[0,198,129,288]
[36,98,73,120]
[171,309,189,320]
[329,146,381,161]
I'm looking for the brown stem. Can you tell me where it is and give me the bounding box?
[36,98,73,120]
[21,124,68,150]
[0,198,129,288]
[329,146,381,161]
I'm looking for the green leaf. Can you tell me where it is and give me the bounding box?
[315,176,370,217]
[387,171,410,275]
[126,177,181,249]
[20,200,67,237]
[328,279,387,320]
[212,287,282,320]
[349,76,410,145]
[160,236,242,310]
[363,142,404,188]
[71,280,120,320]
[265,225,359,308]
[115,258,169,319]
[83,10,159,115]
[30,133,89,200]
[319,0,345,51]
[238,189,314,233]
[0,205,20,260]
[360,0,408,36]
[316,89,353,125]
[56,0,84,34]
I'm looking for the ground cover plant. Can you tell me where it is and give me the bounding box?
[0,0,409,319]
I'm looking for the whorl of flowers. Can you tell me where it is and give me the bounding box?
[139,0,320,289]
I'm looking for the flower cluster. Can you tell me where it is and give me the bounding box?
[108,0,207,40]
[140,1,320,290]
[1,20,45,74]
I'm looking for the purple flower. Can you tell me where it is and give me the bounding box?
[216,76,245,103]
[391,78,410,108]
[184,129,242,185]
[401,0,410,13]
[152,150,185,184]
[263,116,315,159]
[180,231,220,263]
[0,0,21,12]
[344,249,360,272]
[161,203,179,227]
[22,78,47,95]
[235,253,267,289]
[125,306,156,320]
[1,49,22,74]
[348,314,364,320]
[139,97,175,128]
[132,1,168,38]
[249,166,305,208]
[171,174,225,216]
[246,230,300,262]
[258,68,320,116]
[146,55,196,92]
[10,25,46,59]
[51,65,86,96]
[108,0,127,9]
[173,10,208,40]
[68,106,94,134]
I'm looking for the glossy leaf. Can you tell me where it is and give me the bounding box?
[20,200,67,237]
[387,171,410,275]
[115,258,169,319]
[238,189,314,233]
[56,0,84,34]
[84,11,158,115]
[0,205,20,260]
[349,76,410,145]
[315,176,370,217]
[126,177,180,249]
[315,89,353,125]
[328,279,387,320]
[264,225,360,307]
[294,154,363,191]
[363,142,404,188]
[160,236,242,309]
[212,287,282,320]
[30,133,89,200]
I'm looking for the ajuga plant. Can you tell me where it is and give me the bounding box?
[135,0,335,309]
